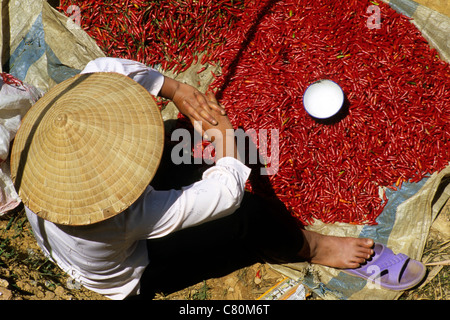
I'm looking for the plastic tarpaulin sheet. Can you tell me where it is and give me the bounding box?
[0,0,448,300]
[1,0,104,91]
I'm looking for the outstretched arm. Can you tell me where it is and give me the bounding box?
[159,76,226,126]
[81,57,226,125]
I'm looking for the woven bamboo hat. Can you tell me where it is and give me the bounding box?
[10,72,164,226]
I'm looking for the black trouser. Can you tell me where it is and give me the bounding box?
[137,140,305,298]
[140,192,305,297]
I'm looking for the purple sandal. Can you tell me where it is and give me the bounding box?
[343,243,426,291]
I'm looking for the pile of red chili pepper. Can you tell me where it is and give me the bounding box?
[59,0,243,72]
[58,0,449,225]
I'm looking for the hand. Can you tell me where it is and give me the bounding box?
[200,91,234,138]
[201,92,237,160]
[159,77,226,125]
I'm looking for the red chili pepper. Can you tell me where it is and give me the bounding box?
[57,0,449,226]
[1,73,23,86]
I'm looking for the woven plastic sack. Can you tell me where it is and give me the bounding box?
[0,0,104,91]
[0,73,42,213]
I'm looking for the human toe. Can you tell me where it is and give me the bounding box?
[363,238,374,248]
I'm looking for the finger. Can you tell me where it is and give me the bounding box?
[183,100,217,135]
[198,108,218,125]
[182,100,203,124]
[206,91,217,103]
[206,91,226,115]
[195,91,223,115]
[193,92,218,125]
[208,101,226,115]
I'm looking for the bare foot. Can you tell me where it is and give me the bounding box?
[298,230,374,269]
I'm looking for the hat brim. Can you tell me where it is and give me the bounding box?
[10,72,164,226]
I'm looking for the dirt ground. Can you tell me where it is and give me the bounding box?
[0,205,448,301]
[0,206,288,301]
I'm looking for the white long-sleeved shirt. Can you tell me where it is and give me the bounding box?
[25,58,251,300]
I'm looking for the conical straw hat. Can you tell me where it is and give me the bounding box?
[10,72,164,226]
